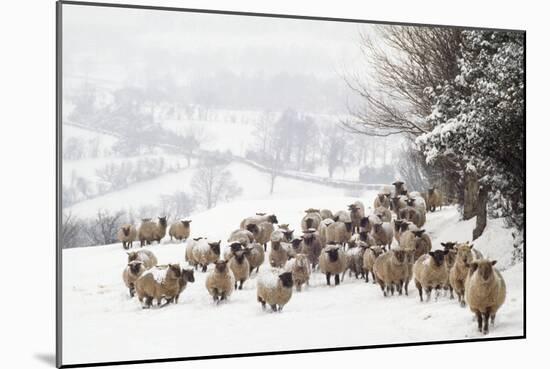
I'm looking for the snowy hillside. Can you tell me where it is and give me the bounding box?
[62,193,523,365]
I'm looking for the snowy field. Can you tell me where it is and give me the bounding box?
[62,194,524,365]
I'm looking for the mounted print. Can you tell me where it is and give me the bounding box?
[56,1,526,367]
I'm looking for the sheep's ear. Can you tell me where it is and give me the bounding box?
[491,260,497,266]
[469,244,474,250]
[428,251,435,257]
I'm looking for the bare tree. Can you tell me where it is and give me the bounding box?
[160,191,196,220]
[191,159,242,209]
[85,210,125,245]
[61,212,86,249]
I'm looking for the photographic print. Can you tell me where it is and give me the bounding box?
[57,1,525,367]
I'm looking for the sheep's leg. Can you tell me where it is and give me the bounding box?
[390,284,395,296]
[459,293,466,307]
[234,281,238,290]
[264,243,267,251]
[475,311,483,332]
[212,289,219,303]
[326,273,331,286]
[483,312,490,334]
[145,296,153,308]
[490,312,496,325]
[270,304,277,312]
[129,287,135,298]
[202,265,207,273]
[239,280,244,290]
[449,286,454,299]
[365,271,369,283]
[371,271,376,284]
[426,287,432,302]
[278,305,284,312]
[335,274,340,286]
[256,267,260,273]
[379,281,387,296]
[415,280,423,302]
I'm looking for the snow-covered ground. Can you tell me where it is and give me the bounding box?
[62,193,524,365]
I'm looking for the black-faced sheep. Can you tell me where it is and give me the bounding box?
[228,249,251,290]
[348,201,365,232]
[301,208,322,231]
[135,264,182,308]
[427,187,443,212]
[245,241,265,274]
[192,239,221,272]
[362,245,385,283]
[319,244,347,286]
[370,222,394,248]
[284,253,311,292]
[374,193,390,209]
[118,224,137,249]
[392,180,408,196]
[127,249,158,270]
[122,260,146,297]
[240,213,278,230]
[413,250,450,302]
[464,259,506,334]
[168,220,191,242]
[138,216,168,246]
[269,239,288,268]
[373,248,409,296]
[205,260,235,304]
[257,269,294,312]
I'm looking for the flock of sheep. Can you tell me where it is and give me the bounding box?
[119,181,506,335]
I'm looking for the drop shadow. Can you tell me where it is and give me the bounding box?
[34,353,56,366]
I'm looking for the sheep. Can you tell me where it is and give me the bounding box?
[138,216,168,246]
[373,206,392,223]
[362,245,385,283]
[127,249,158,270]
[399,200,425,228]
[345,243,367,279]
[255,221,275,251]
[390,196,407,218]
[192,239,221,272]
[370,222,394,249]
[118,224,137,249]
[348,201,365,232]
[413,250,450,302]
[325,220,352,247]
[411,229,432,260]
[223,242,245,261]
[135,264,182,308]
[168,219,191,242]
[184,237,204,268]
[319,244,347,286]
[392,180,408,196]
[320,209,334,220]
[283,237,305,259]
[240,213,278,230]
[302,229,323,269]
[270,228,286,246]
[269,239,288,268]
[284,253,311,292]
[272,225,295,242]
[245,241,265,274]
[122,260,146,297]
[374,193,390,209]
[427,187,443,212]
[464,259,507,334]
[228,249,251,290]
[205,260,235,304]
[257,268,294,312]
[442,243,458,299]
[450,242,484,307]
[301,208,322,231]
[228,227,256,247]
[373,248,409,296]
[156,265,196,304]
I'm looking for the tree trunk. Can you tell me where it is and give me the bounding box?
[473,186,488,240]
[463,169,479,220]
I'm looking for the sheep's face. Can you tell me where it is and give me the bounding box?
[399,222,410,232]
[370,247,384,258]
[246,223,260,235]
[348,204,359,213]
[471,260,497,282]
[128,261,143,275]
[127,252,137,262]
[392,180,404,188]
[215,260,228,273]
[373,223,383,233]
[181,220,192,227]
[377,193,386,201]
[326,248,340,262]
[412,230,425,238]
[291,238,303,250]
[393,250,406,264]
[182,269,195,283]
[279,272,294,288]
[344,222,352,233]
[283,230,294,241]
[456,244,474,265]
[234,250,248,264]
[158,216,167,227]
[428,188,435,195]
[391,197,401,207]
[393,220,403,232]
[359,231,368,242]
[167,264,182,279]
[405,198,415,207]
[229,242,244,254]
[428,250,448,267]
[359,217,369,228]
[122,226,131,237]
[268,215,279,224]
[440,241,457,251]
[305,218,314,229]
[209,241,221,256]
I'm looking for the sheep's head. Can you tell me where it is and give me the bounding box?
[291,238,303,249]
[428,187,435,195]
[392,180,404,187]
[305,218,314,229]
[393,249,406,264]
[167,263,182,279]
[405,198,416,207]
[456,243,474,265]
[128,260,143,275]
[229,242,244,254]
[399,222,410,232]
[209,241,221,256]
[348,204,358,212]
[158,216,167,227]
[214,260,228,273]
[182,268,195,283]
[377,193,386,200]
[278,223,290,230]
[428,250,448,267]
[234,249,249,264]
[391,196,401,206]
[469,260,497,281]
[279,271,294,288]
[370,246,384,258]
[283,229,294,241]
[393,219,403,231]
[181,220,192,226]
[268,215,279,224]
[325,247,340,262]
[373,223,383,233]
[440,241,457,251]
[359,216,369,229]
[412,230,426,238]
[122,225,131,237]
[359,231,369,242]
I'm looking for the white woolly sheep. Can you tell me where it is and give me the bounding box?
[284,253,311,292]
[373,248,409,296]
[269,239,289,268]
[370,222,394,248]
[256,268,294,312]
[138,216,168,246]
[319,244,347,286]
[301,208,322,231]
[450,242,483,306]
[122,260,146,297]
[127,249,158,270]
[427,187,443,212]
[374,193,390,209]
[135,264,182,308]
[205,260,235,304]
[245,241,265,274]
[362,245,385,283]
[228,249,251,290]
[192,239,221,272]
[240,213,278,230]
[118,224,137,249]
[168,219,191,242]
[413,250,450,302]
[464,259,506,334]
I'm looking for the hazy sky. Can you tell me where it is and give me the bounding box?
[62,4,372,87]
